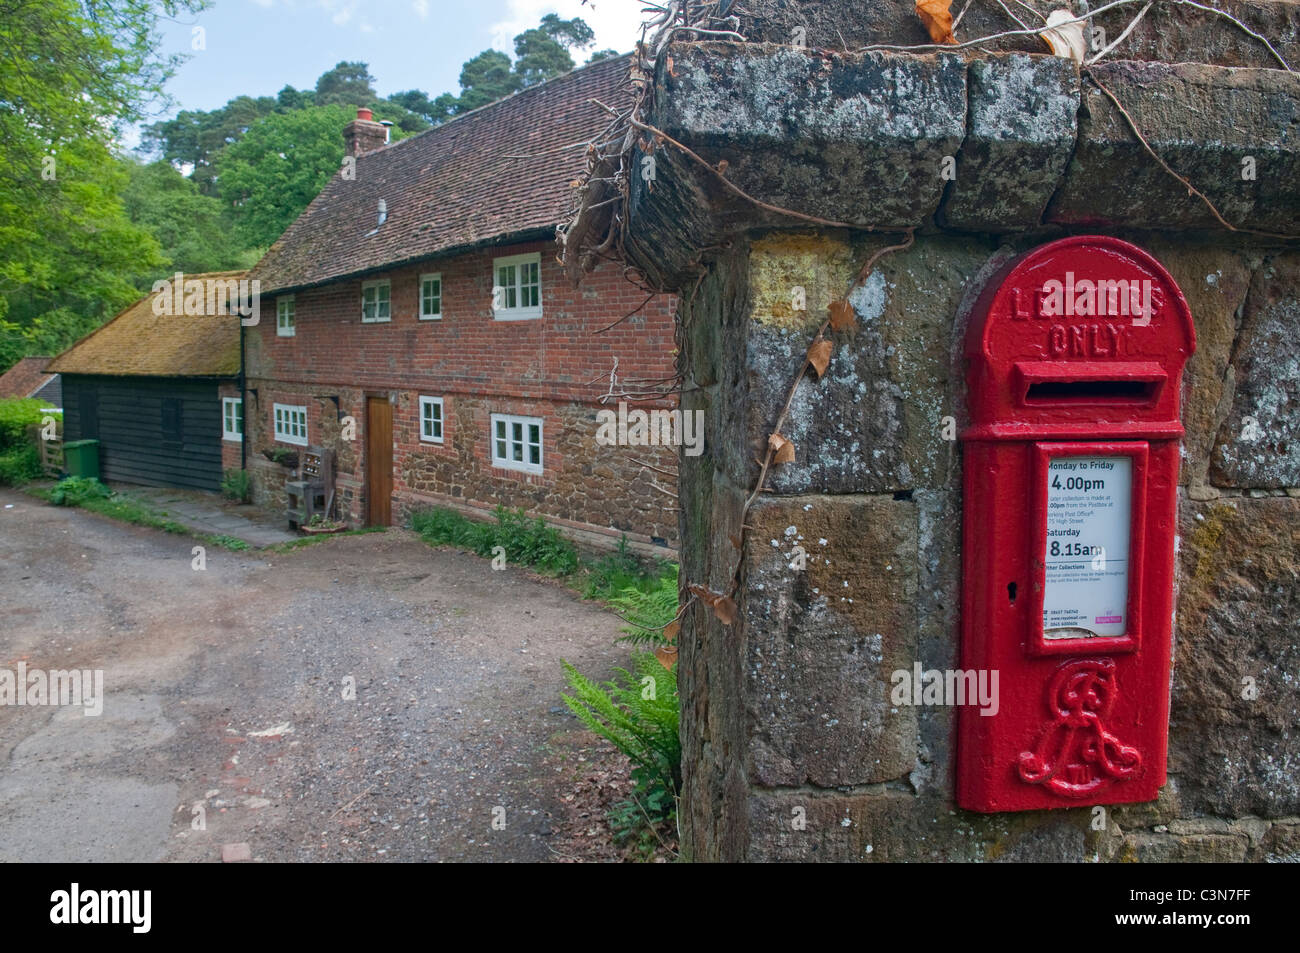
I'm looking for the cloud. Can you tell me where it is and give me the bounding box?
[489,0,648,55]
[412,0,429,18]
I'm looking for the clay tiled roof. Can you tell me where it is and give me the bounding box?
[0,357,58,399]
[250,55,631,294]
[46,272,245,378]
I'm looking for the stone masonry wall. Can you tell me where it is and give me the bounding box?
[242,379,678,547]
[678,231,1299,862]
[630,21,1300,861]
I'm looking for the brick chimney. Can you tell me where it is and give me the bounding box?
[343,107,388,157]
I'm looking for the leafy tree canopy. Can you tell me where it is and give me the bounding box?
[0,0,202,372]
[215,104,361,249]
[314,61,377,106]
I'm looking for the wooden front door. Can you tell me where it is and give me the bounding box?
[366,396,393,526]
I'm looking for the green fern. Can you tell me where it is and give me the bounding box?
[604,569,679,646]
[562,654,681,799]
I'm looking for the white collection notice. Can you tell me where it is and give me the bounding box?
[1042,455,1132,639]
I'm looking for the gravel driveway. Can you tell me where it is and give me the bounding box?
[0,489,630,862]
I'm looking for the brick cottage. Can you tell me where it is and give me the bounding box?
[247,56,678,547]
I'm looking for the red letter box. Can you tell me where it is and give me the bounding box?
[957,236,1196,813]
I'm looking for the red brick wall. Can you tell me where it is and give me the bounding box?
[245,241,679,544]
[218,381,243,474]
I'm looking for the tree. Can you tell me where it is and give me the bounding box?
[276,84,313,111]
[215,104,359,249]
[141,95,278,195]
[513,14,595,88]
[388,89,457,126]
[122,160,250,284]
[457,50,522,112]
[314,61,377,106]
[539,12,595,49]
[0,0,198,371]
[587,49,622,64]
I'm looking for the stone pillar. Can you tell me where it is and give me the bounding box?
[614,3,1300,861]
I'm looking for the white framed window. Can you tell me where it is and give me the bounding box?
[222,397,243,442]
[273,403,308,446]
[419,273,442,320]
[361,279,391,323]
[276,295,295,337]
[418,396,444,443]
[491,413,542,474]
[492,253,541,320]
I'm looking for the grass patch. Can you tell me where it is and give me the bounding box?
[41,476,252,551]
[411,504,580,575]
[409,505,678,635]
[266,526,386,553]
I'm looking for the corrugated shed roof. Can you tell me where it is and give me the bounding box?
[46,271,245,378]
[249,55,631,294]
[0,357,57,399]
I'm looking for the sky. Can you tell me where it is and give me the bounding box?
[132,0,649,148]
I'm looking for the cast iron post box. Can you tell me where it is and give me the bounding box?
[957,236,1196,813]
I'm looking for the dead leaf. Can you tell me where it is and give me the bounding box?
[716,158,729,176]
[828,299,855,332]
[915,0,957,45]
[807,336,832,378]
[686,584,739,626]
[655,644,678,669]
[768,432,795,464]
[663,620,680,642]
[666,54,676,77]
[1039,9,1086,63]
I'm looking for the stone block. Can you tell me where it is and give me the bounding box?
[1050,61,1300,234]
[942,54,1080,230]
[746,788,1093,862]
[743,494,918,787]
[1210,254,1300,487]
[1172,497,1300,817]
[655,44,966,226]
[745,235,987,493]
[1118,831,1248,862]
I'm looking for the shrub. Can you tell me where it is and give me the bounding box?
[49,476,111,506]
[563,654,680,851]
[582,534,643,599]
[0,398,55,452]
[0,443,42,485]
[410,505,578,575]
[220,468,251,502]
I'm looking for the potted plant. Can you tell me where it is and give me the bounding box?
[261,447,299,469]
[300,513,348,535]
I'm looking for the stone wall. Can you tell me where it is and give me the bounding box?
[242,379,679,548]
[623,11,1300,861]
[675,230,1298,862]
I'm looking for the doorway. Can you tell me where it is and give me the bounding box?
[365,395,393,526]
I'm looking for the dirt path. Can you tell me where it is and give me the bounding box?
[0,489,632,862]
